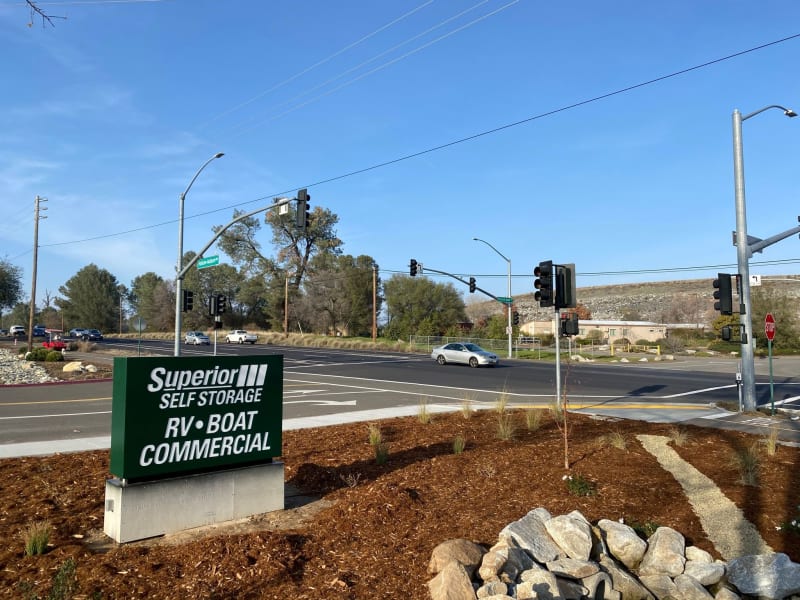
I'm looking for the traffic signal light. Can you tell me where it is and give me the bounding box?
[555,263,576,310]
[410,259,418,277]
[216,294,227,315]
[208,294,218,316]
[296,188,311,231]
[534,260,553,308]
[560,312,579,336]
[182,289,194,312]
[713,273,733,315]
[512,311,520,326]
[469,277,476,293]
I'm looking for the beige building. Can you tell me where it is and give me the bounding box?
[521,319,667,344]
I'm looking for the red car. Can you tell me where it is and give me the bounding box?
[42,330,67,351]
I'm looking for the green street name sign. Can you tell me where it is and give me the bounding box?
[110,354,283,482]
[496,296,513,304]
[197,255,220,269]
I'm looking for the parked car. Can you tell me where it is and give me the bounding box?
[431,342,499,368]
[33,325,47,337]
[0,328,7,336]
[42,330,67,351]
[184,331,210,345]
[69,328,86,338]
[81,329,104,341]
[9,325,25,337]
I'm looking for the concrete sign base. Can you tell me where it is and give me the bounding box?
[103,461,284,543]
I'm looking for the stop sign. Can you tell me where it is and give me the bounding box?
[765,313,776,341]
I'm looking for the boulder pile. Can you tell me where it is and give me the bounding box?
[427,507,800,600]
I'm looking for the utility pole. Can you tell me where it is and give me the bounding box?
[372,264,377,342]
[27,196,46,352]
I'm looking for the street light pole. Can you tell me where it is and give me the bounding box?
[473,237,512,359]
[732,105,795,411]
[173,152,224,357]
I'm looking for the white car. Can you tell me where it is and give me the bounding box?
[9,325,25,337]
[225,330,257,344]
[184,331,210,345]
[431,342,499,368]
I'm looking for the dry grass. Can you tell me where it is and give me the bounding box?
[731,443,761,487]
[367,423,382,446]
[762,428,779,456]
[417,398,432,424]
[668,426,691,447]
[525,408,543,432]
[596,430,628,451]
[22,520,51,556]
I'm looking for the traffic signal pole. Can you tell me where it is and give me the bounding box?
[173,197,292,356]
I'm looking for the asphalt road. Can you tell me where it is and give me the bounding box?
[2,339,799,451]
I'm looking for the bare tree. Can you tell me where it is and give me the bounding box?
[26,1,66,28]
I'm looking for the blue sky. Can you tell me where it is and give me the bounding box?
[1,0,799,308]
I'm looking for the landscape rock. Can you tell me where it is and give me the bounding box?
[501,507,562,563]
[638,526,686,577]
[544,512,593,560]
[674,573,715,600]
[726,553,800,600]
[428,561,477,600]
[429,539,486,576]
[598,519,647,570]
[427,508,800,600]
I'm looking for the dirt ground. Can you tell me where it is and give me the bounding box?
[2,383,800,600]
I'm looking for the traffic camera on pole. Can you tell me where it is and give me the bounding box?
[296,189,311,231]
[713,273,733,315]
[410,259,418,277]
[534,260,553,308]
[469,277,476,293]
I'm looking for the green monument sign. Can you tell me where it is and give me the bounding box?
[110,354,283,482]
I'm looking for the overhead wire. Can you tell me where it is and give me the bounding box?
[197,0,437,131]
[23,32,800,285]
[222,0,513,137]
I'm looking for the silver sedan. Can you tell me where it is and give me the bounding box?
[184,331,210,345]
[431,342,499,368]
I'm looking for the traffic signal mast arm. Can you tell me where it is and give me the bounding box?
[413,264,502,302]
[735,218,800,258]
[177,198,292,280]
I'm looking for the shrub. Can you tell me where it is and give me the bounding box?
[25,348,50,362]
[563,474,596,497]
[630,520,660,539]
[45,351,64,362]
[453,435,466,454]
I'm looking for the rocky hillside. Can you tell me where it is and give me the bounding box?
[466,277,800,326]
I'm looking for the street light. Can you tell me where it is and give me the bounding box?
[173,152,224,357]
[732,105,795,411]
[473,237,512,359]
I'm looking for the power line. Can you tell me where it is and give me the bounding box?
[35,32,800,252]
[198,0,437,131]
[223,0,520,138]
